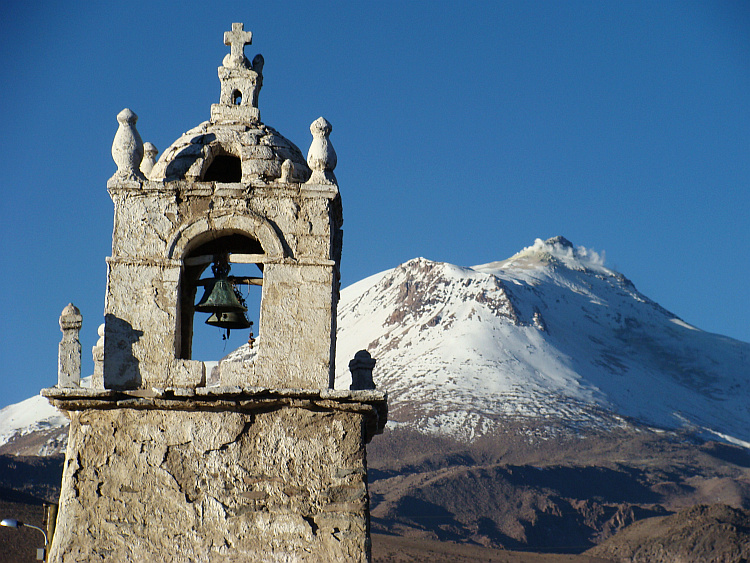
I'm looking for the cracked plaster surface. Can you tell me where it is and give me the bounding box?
[50,408,372,562]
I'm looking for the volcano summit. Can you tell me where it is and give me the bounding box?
[333,236,749,446]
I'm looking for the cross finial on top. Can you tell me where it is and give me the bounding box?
[223,23,253,69]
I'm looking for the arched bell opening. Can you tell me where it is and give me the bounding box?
[177,233,264,362]
[203,154,242,183]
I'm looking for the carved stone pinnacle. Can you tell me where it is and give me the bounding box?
[306,117,337,185]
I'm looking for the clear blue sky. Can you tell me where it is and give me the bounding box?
[1,1,748,407]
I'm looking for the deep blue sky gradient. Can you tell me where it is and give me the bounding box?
[1,1,748,406]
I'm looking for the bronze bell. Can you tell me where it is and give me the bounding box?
[205,311,252,330]
[195,277,247,313]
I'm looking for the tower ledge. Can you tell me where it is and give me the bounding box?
[42,386,388,442]
[48,22,382,562]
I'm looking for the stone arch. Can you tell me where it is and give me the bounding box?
[169,211,285,361]
[168,211,285,262]
[203,154,242,182]
[200,143,242,182]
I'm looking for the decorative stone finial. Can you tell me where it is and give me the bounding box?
[279,159,293,184]
[306,117,337,185]
[58,303,82,388]
[92,323,105,389]
[252,53,264,75]
[140,142,158,177]
[349,350,376,390]
[112,108,145,180]
[223,23,253,69]
[60,303,82,327]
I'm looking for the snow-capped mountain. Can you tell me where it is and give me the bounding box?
[334,237,750,446]
[0,376,91,455]
[0,394,70,455]
[2,237,748,455]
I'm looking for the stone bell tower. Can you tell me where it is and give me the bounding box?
[44,23,386,562]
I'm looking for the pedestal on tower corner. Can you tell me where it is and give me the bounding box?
[43,22,386,562]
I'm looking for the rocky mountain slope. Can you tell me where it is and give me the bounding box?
[364,425,750,552]
[587,504,750,562]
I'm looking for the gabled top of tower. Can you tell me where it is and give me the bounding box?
[137,23,328,186]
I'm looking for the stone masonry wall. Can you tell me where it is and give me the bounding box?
[50,406,372,562]
[104,179,342,390]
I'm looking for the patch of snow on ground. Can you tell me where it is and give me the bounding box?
[703,429,750,450]
[670,318,700,331]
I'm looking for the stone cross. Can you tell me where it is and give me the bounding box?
[223,23,252,68]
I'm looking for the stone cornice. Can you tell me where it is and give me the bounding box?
[42,386,388,441]
[107,179,339,199]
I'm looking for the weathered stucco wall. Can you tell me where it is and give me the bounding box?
[49,23,384,563]
[103,178,343,390]
[50,406,373,562]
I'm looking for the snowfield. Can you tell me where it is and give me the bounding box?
[335,237,750,444]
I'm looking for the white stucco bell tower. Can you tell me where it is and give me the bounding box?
[44,23,386,562]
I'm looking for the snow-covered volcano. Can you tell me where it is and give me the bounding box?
[2,237,748,455]
[334,237,750,445]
